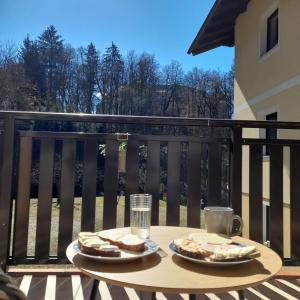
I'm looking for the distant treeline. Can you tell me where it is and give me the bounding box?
[0,25,233,118]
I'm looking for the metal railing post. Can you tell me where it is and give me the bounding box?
[230,126,242,217]
[0,115,15,270]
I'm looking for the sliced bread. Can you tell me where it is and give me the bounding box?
[78,232,121,257]
[98,231,145,252]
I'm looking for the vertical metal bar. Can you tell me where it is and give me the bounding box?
[57,139,76,258]
[145,141,160,225]
[187,142,201,228]
[208,142,222,206]
[249,144,263,242]
[81,139,97,232]
[269,145,283,257]
[0,116,15,270]
[124,137,139,227]
[230,126,242,216]
[35,138,55,259]
[166,141,180,226]
[290,145,300,260]
[13,136,32,258]
[103,138,119,229]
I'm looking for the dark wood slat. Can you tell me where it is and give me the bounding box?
[145,141,160,225]
[124,137,140,227]
[187,142,202,228]
[26,276,47,300]
[20,130,231,144]
[208,142,222,206]
[269,145,283,257]
[81,139,97,232]
[230,126,242,216]
[7,110,300,129]
[56,275,74,300]
[80,276,99,300]
[13,136,32,258]
[57,140,76,258]
[166,142,180,226]
[108,284,130,299]
[290,145,300,260]
[35,138,55,259]
[249,144,263,242]
[0,132,3,179]
[0,116,15,270]
[103,138,119,229]
[243,138,300,146]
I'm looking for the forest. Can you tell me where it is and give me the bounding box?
[0,25,233,119]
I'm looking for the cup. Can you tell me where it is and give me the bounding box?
[204,206,243,236]
[130,194,152,239]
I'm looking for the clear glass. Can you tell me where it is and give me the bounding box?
[130,194,152,239]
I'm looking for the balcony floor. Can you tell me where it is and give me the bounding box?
[10,273,300,300]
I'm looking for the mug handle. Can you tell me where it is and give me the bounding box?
[230,215,243,236]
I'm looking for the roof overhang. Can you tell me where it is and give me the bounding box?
[188,0,250,55]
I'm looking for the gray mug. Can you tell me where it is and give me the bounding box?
[204,206,243,236]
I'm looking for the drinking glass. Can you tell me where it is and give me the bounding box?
[130,194,152,239]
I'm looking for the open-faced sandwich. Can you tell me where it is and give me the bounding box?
[78,230,145,257]
[173,233,259,262]
[78,232,121,257]
[99,229,145,252]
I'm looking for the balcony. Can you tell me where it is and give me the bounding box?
[1,111,300,299]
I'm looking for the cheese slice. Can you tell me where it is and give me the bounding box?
[118,234,144,246]
[83,239,109,248]
[99,245,120,252]
[189,233,232,245]
[213,245,256,260]
[78,232,98,239]
[98,229,127,242]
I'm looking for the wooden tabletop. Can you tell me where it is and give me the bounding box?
[66,226,282,294]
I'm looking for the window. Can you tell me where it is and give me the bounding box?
[265,112,277,155]
[266,9,278,52]
[260,8,279,57]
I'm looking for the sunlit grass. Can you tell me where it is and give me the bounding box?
[25,197,204,259]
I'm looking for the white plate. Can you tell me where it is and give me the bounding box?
[169,242,255,267]
[72,239,158,263]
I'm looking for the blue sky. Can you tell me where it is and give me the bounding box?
[0,0,233,72]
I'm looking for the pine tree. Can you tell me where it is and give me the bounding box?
[97,42,124,114]
[20,36,46,102]
[38,25,64,111]
[83,43,99,113]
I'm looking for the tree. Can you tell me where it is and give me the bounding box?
[160,60,184,116]
[0,63,39,111]
[20,36,46,100]
[38,25,64,111]
[96,42,124,114]
[82,43,99,113]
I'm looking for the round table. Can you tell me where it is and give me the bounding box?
[66,226,282,299]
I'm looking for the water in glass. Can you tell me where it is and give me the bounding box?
[130,194,152,239]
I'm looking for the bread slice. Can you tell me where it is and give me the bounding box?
[173,238,210,259]
[78,233,121,257]
[79,242,121,257]
[98,231,145,252]
[209,245,257,261]
[98,230,126,246]
[118,234,145,252]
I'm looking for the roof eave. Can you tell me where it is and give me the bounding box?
[188,0,250,55]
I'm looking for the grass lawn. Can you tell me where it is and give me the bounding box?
[25,197,204,257]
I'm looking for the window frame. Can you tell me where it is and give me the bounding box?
[266,9,279,52]
[259,4,280,60]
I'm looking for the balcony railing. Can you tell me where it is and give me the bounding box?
[1,111,300,270]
